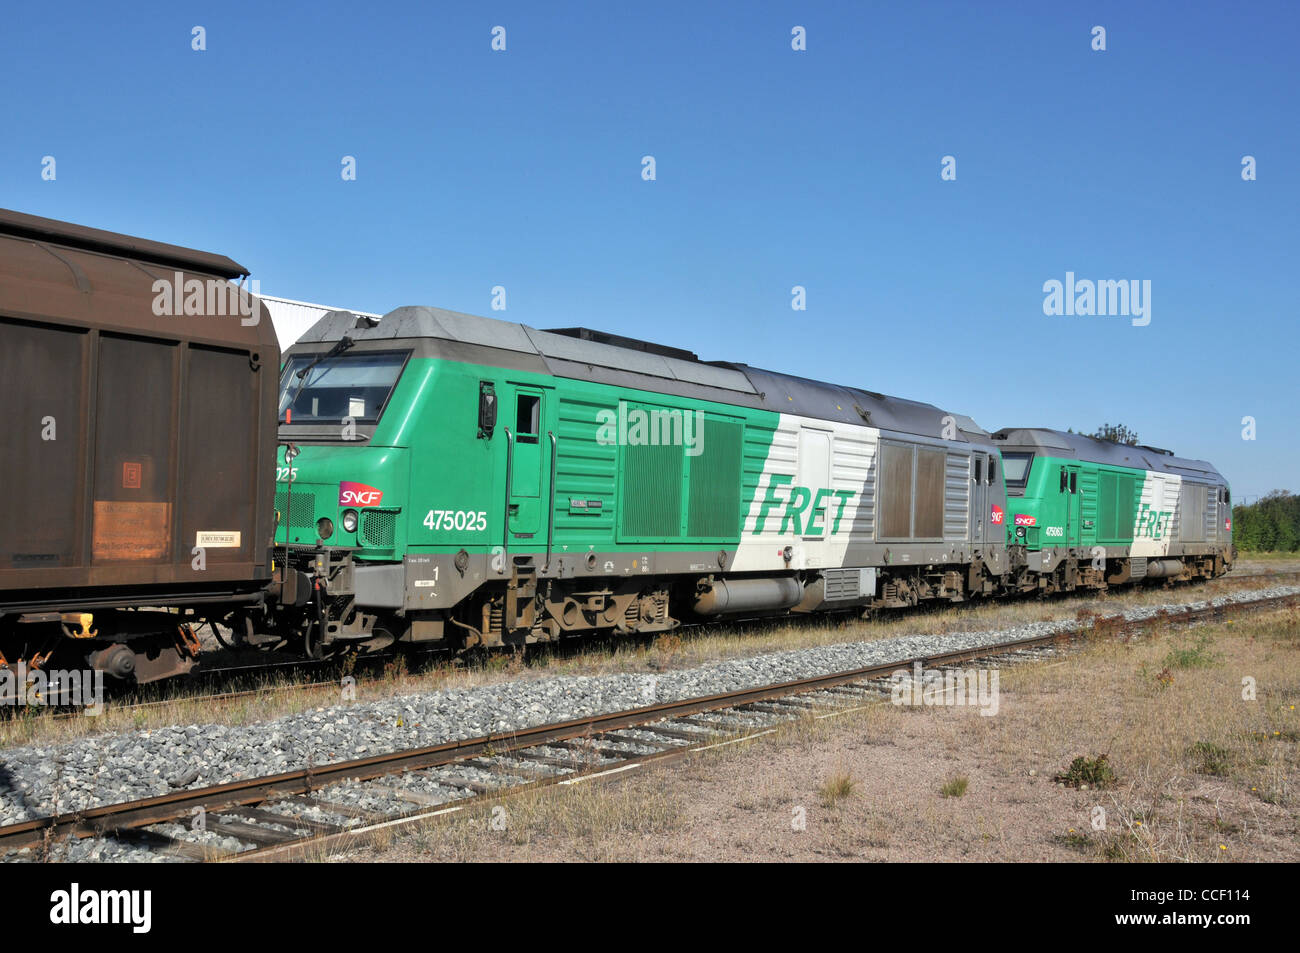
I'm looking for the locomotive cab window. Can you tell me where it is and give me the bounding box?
[988,458,997,485]
[1000,453,1032,491]
[515,394,541,444]
[279,350,408,425]
[973,458,983,484]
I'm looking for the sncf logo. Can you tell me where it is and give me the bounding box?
[1014,514,1036,527]
[990,504,1004,525]
[339,482,383,506]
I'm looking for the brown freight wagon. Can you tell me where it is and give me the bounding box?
[0,209,278,683]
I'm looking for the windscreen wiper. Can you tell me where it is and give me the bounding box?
[282,335,355,423]
[296,334,355,380]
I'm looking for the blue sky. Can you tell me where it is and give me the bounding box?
[3,1,1296,498]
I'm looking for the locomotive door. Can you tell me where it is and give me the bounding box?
[1065,464,1081,546]
[970,452,989,551]
[505,384,552,539]
[1146,475,1167,545]
[797,428,832,563]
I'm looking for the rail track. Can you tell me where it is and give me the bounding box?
[12,566,1298,726]
[3,585,1296,863]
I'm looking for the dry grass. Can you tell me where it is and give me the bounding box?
[818,769,856,806]
[940,776,969,798]
[1235,552,1300,564]
[315,780,687,864]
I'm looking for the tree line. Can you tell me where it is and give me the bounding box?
[1232,491,1300,552]
[1067,423,1142,446]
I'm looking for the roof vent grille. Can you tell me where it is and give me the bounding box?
[544,327,700,363]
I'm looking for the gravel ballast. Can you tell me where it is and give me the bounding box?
[2,584,1295,836]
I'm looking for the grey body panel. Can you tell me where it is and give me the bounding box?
[391,538,986,612]
[354,563,405,609]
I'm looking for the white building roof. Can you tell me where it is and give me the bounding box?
[258,294,380,349]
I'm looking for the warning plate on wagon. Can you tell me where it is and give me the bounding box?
[196,531,242,548]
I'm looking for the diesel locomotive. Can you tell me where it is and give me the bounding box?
[258,306,1234,655]
[0,209,1236,683]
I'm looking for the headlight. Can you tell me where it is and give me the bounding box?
[341,509,359,533]
[317,517,335,539]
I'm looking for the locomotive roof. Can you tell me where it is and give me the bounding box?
[992,428,1224,482]
[296,305,993,445]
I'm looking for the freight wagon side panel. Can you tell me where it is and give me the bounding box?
[0,323,273,597]
[0,209,279,612]
[0,317,89,572]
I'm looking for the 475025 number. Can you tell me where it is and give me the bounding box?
[423,510,487,532]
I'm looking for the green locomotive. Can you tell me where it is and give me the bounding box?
[261,306,1233,655]
[993,428,1233,584]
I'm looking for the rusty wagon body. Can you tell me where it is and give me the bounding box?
[0,209,278,682]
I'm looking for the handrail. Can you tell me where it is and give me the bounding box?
[500,428,514,575]
[545,431,557,571]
